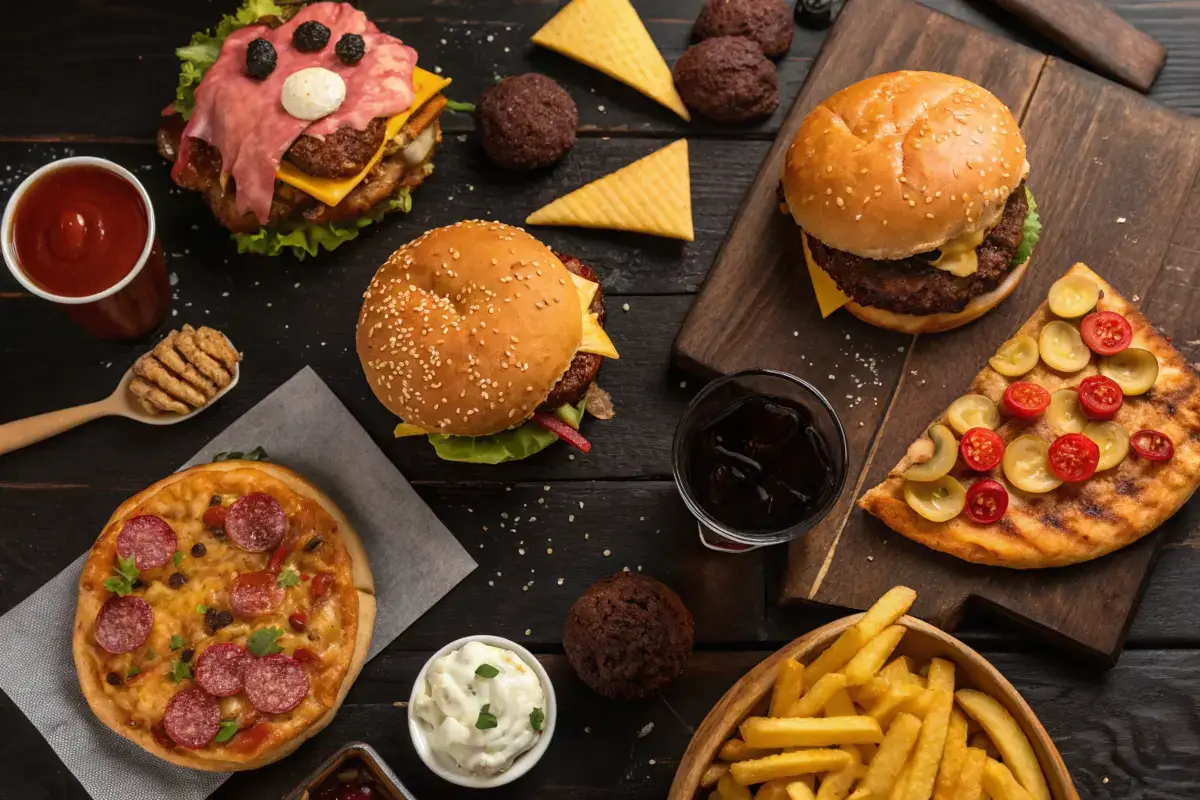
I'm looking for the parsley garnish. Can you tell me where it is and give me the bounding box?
[196,604,208,614]
[475,704,498,730]
[103,556,140,597]
[173,550,183,568]
[530,707,545,732]
[125,665,141,679]
[144,648,157,661]
[247,627,284,657]
[212,446,269,462]
[215,719,239,743]
[170,634,186,651]
[475,663,500,679]
[170,661,193,683]
[277,566,300,588]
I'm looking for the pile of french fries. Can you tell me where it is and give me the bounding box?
[699,587,1052,800]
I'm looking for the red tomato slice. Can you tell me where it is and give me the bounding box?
[1048,433,1100,481]
[959,428,1005,471]
[964,479,1008,524]
[1080,311,1132,356]
[1002,382,1051,420]
[1077,375,1124,419]
[1130,429,1174,462]
[202,505,228,530]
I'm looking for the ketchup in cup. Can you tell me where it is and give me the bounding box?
[673,369,849,552]
[2,157,169,340]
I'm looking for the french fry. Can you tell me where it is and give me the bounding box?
[954,747,987,800]
[788,673,850,717]
[815,746,863,800]
[981,758,1035,800]
[805,627,868,685]
[785,780,817,800]
[771,660,806,717]
[955,690,1049,800]
[891,763,914,800]
[756,778,794,800]
[867,682,923,728]
[932,709,969,800]
[843,625,907,686]
[902,688,935,720]
[858,741,879,761]
[926,658,956,693]
[860,657,918,703]
[824,688,858,718]
[719,771,754,800]
[903,690,954,800]
[855,586,919,639]
[740,716,883,748]
[860,712,923,798]
[730,750,853,785]
[969,731,1000,761]
[702,762,731,788]
[720,738,777,762]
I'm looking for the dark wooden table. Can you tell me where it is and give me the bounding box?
[2,1,1199,797]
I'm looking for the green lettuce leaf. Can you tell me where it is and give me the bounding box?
[424,400,587,464]
[1011,187,1040,267]
[233,188,413,260]
[173,0,285,120]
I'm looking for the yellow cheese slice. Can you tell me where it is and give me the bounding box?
[570,273,620,358]
[930,228,987,277]
[801,233,850,318]
[394,423,428,438]
[527,139,693,241]
[277,68,452,207]
[531,0,689,120]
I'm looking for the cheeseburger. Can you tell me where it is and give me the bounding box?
[356,221,619,464]
[782,71,1041,333]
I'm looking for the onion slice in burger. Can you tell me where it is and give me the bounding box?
[532,412,592,454]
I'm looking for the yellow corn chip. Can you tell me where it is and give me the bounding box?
[526,139,693,240]
[532,0,689,120]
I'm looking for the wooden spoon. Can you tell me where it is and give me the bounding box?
[0,361,239,457]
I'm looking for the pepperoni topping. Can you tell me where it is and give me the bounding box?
[163,687,221,749]
[202,504,228,531]
[94,595,154,654]
[195,643,251,697]
[230,571,286,618]
[244,654,310,714]
[225,493,287,552]
[115,515,178,570]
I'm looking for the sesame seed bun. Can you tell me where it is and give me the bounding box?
[356,220,583,436]
[782,71,1029,260]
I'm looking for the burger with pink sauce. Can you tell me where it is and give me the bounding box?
[158,0,456,258]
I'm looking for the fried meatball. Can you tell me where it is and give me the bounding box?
[693,0,794,58]
[477,73,578,170]
[673,37,779,123]
[563,573,694,700]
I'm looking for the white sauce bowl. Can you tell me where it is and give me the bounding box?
[408,635,556,788]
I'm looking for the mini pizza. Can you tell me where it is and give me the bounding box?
[860,263,1200,568]
[73,461,375,771]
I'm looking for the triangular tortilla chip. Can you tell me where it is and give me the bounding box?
[526,139,693,241]
[531,0,690,121]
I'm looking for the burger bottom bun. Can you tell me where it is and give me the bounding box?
[802,243,1031,335]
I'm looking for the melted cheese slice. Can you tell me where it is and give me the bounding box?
[930,228,988,277]
[276,68,451,207]
[801,233,851,318]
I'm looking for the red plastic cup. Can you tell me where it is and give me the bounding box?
[2,156,170,340]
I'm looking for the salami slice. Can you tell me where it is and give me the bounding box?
[225,493,287,553]
[244,654,309,714]
[163,687,221,749]
[115,515,178,570]
[195,642,251,697]
[230,571,285,618]
[93,595,154,654]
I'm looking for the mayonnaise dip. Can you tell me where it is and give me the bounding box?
[414,641,546,776]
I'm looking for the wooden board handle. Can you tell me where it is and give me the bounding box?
[985,0,1166,92]
[0,401,113,456]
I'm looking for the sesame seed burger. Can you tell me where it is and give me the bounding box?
[781,71,1041,334]
[356,220,619,463]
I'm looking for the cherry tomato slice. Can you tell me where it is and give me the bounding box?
[1048,433,1100,481]
[1077,375,1123,419]
[202,505,228,530]
[964,479,1009,524]
[1130,429,1174,462]
[311,572,334,598]
[1002,382,1051,420]
[1080,311,1132,356]
[959,427,1005,471]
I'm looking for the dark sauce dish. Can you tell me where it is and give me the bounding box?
[673,369,849,549]
[285,742,417,800]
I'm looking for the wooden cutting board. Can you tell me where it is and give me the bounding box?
[672,0,1200,662]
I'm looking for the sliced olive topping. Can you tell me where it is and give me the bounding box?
[946,394,1000,436]
[902,424,958,482]
[904,476,966,523]
[1038,321,1091,373]
[1046,389,1086,435]
[989,334,1039,377]
[1083,421,1130,471]
[1002,434,1063,493]
[1047,274,1100,319]
[1099,348,1158,395]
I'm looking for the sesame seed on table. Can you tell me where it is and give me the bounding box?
[1,0,1200,797]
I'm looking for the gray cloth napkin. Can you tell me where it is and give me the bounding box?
[0,366,476,799]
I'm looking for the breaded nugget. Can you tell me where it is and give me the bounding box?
[193,326,241,371]
[153,331,218,398]
[133,355,208,408]
[128,377,190,414]
[176,326,232,387]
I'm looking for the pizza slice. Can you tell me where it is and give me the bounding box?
[859,262,1200,569]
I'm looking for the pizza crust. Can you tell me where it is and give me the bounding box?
[859,263,1200,568]
[73,460,375,771]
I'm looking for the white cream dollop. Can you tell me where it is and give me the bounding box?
[414,641,546,777]
[281,67,346,121]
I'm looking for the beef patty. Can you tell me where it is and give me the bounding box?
[806,182,1029,316]
[285,117,388,178]
[539,254,606,411]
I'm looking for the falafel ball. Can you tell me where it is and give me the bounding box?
[693,0,794,58]
[673,37,779,124]
[562,573,694,700]
[477,73,578,170]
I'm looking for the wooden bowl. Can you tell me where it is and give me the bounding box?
[668,614,1079,800]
